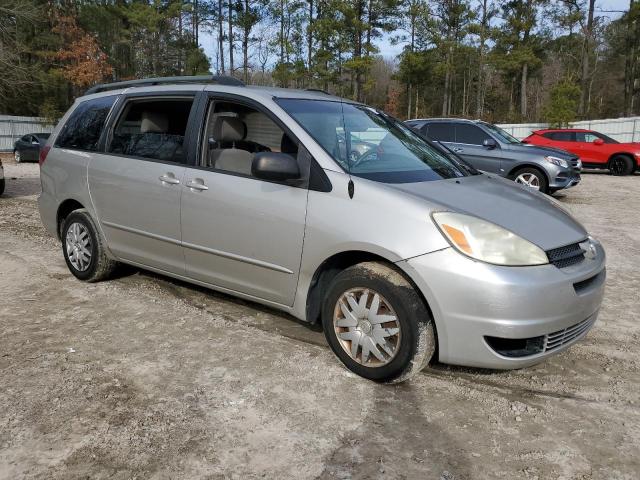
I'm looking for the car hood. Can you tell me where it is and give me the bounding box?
[504,142,576,159]
[390,174,587,251]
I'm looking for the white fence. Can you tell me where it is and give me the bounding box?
[0,115,55,152]
[497,116,640,142]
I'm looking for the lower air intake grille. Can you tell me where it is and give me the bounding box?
[545,316,597,352]
[547,242,585,268]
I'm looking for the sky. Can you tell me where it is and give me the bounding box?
[200,0,631,72]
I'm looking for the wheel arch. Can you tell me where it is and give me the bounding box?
[507,162,550,183]
[56,198,85,239]
[304,250,437,332]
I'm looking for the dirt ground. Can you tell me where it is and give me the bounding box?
[0,157,639,480]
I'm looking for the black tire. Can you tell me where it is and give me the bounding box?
[61,209,118,282]
[608,155,634,176]
[0,178,5,196]
[322,261,436,383]
[512,166,549,193]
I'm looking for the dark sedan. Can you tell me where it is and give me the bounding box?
[13,133,50,163]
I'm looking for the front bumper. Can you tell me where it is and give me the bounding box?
[399,243,606,369]
[549,167,581,189]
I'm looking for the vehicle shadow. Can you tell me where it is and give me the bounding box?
[1,175,41,198]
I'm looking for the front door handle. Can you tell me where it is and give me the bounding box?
[159,174,180,185]
[186,179,209,191]
[452,147,464,153]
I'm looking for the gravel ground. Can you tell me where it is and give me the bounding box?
[0,159,639,479]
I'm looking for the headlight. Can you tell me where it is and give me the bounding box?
[544,155,569,168]
[432,212,548,266]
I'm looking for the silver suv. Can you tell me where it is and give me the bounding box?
[39,76,606,382]
[406,118,582,194]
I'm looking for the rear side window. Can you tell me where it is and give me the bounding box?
[55,96,116,151]
[108,97,194,163]
[455,124,489,145]
[543,131,574,141]
[425,123,455,142]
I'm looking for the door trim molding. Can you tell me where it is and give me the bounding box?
[182,241,294,274]
[102,220,293,275]
[102,220,182,246]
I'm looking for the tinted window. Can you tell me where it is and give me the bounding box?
[108,98,194,163]
[455,124,489,145]
[55,96,116,151]
[276,99,471,183]
[544,131,574,141]
[425,123,455,142]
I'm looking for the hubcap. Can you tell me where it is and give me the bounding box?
[14,151,20,162]
[333,288,401,367]
[65,222,92,272]
[515,172,541,190]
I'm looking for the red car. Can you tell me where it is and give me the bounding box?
[523,129,640,176]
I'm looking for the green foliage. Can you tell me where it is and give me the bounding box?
[543,78,581,126]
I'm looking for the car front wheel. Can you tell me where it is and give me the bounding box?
[513,167,548,193]
[322,262,436,383]
[14,150,21,163]
[62,209,118,282]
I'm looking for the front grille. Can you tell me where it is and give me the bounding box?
[484,315,597,358]
[547,242,585,268]
[544,316,597,352]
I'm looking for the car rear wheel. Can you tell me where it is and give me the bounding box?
[62,209,118,282]
[608,155,634,176]
[322,262,436,383]
[14,150,21,163]
[513,167,548,193]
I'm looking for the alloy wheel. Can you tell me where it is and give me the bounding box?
[65,222,92,271]
[515,172,541,190]
[610,157,626,175]
[14,151,20,163]
[333,288,401,367]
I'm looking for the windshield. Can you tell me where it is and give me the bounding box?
[276,98,473,183]
[480,122,521,144]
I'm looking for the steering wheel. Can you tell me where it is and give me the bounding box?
[350,148,378,169]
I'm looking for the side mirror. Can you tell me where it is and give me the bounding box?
[483,138,497,149]
[252,152,300,181]
[32,140,39,145]
[593,138,604,146]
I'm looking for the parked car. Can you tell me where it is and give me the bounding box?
[522,128,640,176]
[13,133,50,163]
[406,118,582,194]
[0,158,4,196]
[38,76,606,382]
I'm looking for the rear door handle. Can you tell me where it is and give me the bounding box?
[186,179,209,191]
[159,174,180,185]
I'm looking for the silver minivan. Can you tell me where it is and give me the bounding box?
[38,76,606,382]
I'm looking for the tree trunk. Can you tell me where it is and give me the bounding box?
[243,0,249,83]
[218,0,225,74]
[228,0,234,75]
[476,0,488,116]
[521,62,528,118]
[307,0,313,85]
[579,0,596,118]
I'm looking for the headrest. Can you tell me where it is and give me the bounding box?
[281,133,298,155]
[213,116,246,142]
[140,111,169,133]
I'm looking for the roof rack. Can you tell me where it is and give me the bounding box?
[305,88,330,95]
[85,75,245,95]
